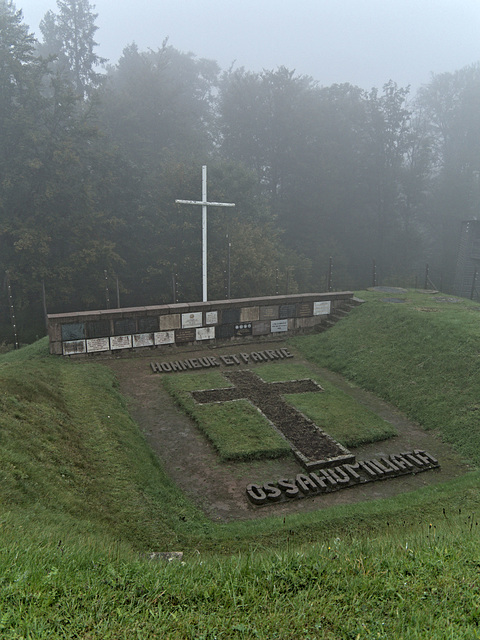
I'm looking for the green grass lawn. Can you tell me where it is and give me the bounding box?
[0,339,210,551]
[162,371,292,461]
[1,291,480,637]
[163,361,395,459]
[291,289,480,465]
[255,361,396,447]
[2,492,480,639]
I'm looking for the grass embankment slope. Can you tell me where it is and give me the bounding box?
[292,289,480,465]
[1,290,480,638]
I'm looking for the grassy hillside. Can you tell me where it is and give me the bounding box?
[1,291,480,638]
[291,289,480,464]
[0,339,211,551]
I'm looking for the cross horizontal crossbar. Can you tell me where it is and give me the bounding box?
[175,199,235,207]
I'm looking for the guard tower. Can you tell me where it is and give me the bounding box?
[453,219,480,299]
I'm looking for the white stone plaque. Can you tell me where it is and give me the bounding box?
[110,335,132,350]
[63,340,86,355]
[133,333,154,348]
[86,337,110,353]
[205,311,218,325]
[313,301,331,316]
[271,319,289,333]
[182,312,203,328]
[196,326,215,341]
[154,330,175,345]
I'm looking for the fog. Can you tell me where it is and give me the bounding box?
[18,0,480,91]
[4,0,480,334]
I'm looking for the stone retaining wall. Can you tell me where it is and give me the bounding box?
[48,292,355,356]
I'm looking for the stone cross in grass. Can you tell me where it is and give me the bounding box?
[192,370,353,467]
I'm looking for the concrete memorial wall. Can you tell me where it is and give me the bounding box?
[48,292,354,356]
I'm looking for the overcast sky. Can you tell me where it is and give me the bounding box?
[16,0,480,92]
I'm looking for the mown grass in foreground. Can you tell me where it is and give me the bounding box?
[1,507,480,639]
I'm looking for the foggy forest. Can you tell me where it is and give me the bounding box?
[2,0,480,343]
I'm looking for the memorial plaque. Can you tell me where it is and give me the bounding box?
[295,316,318,329]
[196,327,215,341]
[110,335,132,350]
[86,320,110,339]
[175,328,196,343]
[86,337,110,353]
[61,323,85,341]
[114,318,136,336]
[133,333,154,348]
[252,320,270,336]
[279,304,297,318]
[138,316,158,333]
[216,324,234,339]
[314,301,331,316]
[205,311,218,325]
[271,319,289,333]
[63,340,86,355]
[221,308,240,324]
[297,302,313,317]
[154,330,175,345]
[259,306,279,320]
[159,314,180,331]
[240,306,259,322]
[234,322,252,337]
[181,312,203,328]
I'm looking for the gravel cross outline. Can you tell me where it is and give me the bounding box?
[192,370,353,466]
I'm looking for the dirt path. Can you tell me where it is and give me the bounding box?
[105,342,471,522]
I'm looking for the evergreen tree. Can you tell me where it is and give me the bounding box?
[99,42,218,167]
[417,64,480,289]
[39,0,106,97]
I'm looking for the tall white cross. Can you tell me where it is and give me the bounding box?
[175,165,235,302]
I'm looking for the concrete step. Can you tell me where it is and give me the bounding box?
[313,295,365,334]
[332,308,350,317]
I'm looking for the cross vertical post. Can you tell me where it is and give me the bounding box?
[175,165,235,302]
[201,165,207,302]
